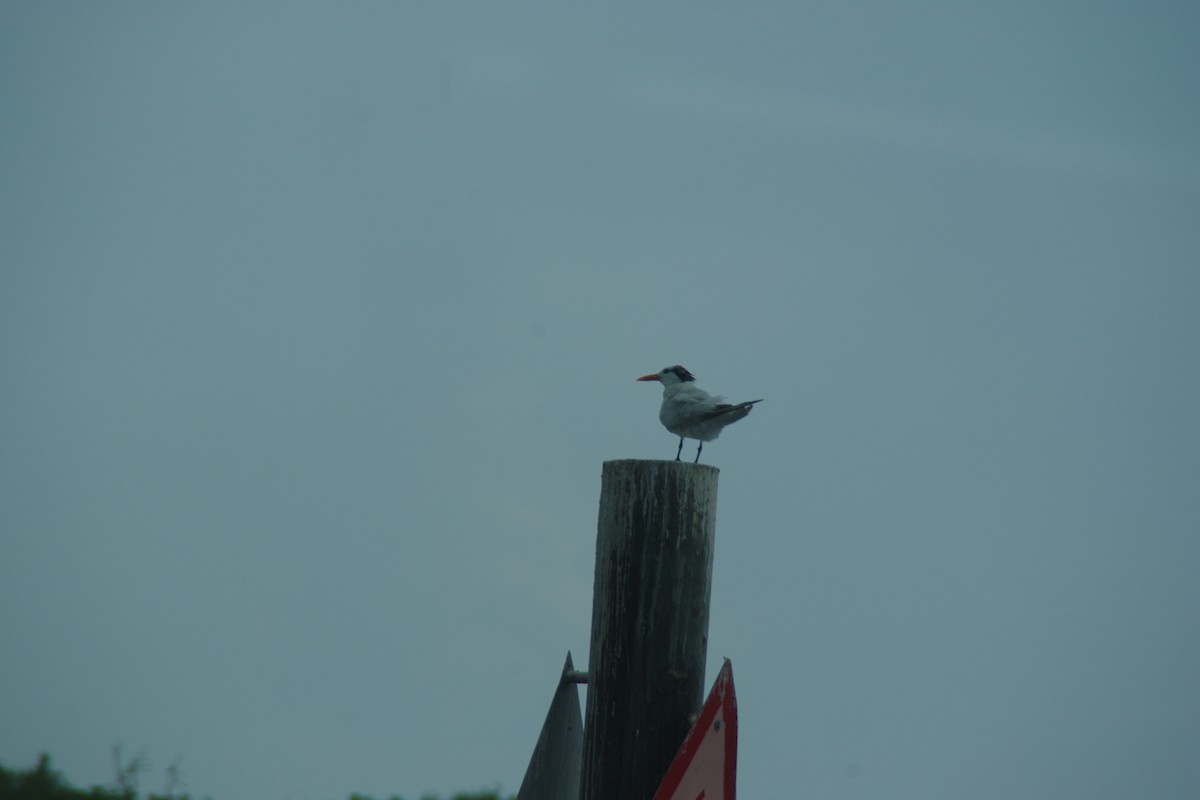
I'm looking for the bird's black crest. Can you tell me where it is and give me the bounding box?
[663,365,696,382]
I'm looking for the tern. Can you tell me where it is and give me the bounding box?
[637,365,763,463]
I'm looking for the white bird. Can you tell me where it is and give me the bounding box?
[637,365,763,463]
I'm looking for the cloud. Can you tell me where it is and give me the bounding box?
[615,70,1200,185]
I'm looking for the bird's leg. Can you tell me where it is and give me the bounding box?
[675,437,684,461]
[694,441,703,463]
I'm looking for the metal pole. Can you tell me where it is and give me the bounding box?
[580,459,719,800]
[517,652,585,800]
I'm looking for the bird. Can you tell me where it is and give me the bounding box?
[637,365,763,463]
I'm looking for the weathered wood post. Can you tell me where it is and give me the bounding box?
[580,459,719,800]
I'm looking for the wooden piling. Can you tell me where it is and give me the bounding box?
[579,459,719,800]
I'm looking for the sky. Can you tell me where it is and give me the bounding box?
[1,3,1198,799]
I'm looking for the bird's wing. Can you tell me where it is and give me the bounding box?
[661,385,722,428]
[698,399,763,421]
[673,387,720,412]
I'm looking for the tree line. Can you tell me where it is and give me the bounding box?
[0,754,514,800]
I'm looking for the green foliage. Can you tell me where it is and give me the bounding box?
[0,756,513,800]
[0,754,134,800]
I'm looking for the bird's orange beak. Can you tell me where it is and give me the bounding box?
[636,373,660,382]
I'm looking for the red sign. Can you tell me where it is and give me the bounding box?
[653,659,738,800]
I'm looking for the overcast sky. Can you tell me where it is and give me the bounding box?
[2,4,1198,799]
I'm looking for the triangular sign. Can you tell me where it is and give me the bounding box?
[653,659,738,800]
